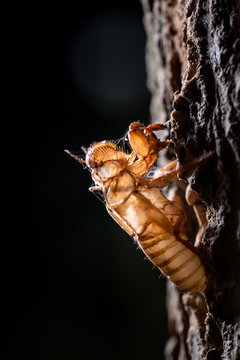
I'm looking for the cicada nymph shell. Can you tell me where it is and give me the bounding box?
[66,122,211,292]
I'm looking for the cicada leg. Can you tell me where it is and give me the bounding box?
[128,122,150,157]
[185,185,208,247]
[159,159,177,172]
[147,151,214,189]
[127,122,170,176]
[144,123,168,133]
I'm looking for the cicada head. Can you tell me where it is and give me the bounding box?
[85,141,129,184]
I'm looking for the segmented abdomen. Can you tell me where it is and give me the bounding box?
[106,171,206,292]
[138,227,206,292]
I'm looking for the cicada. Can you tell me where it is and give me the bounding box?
[66,122,208,292]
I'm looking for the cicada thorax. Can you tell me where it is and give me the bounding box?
[105,172,206,292]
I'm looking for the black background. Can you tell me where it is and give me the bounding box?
[3,1,168,359]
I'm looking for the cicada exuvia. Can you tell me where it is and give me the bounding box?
[66,122,212,292]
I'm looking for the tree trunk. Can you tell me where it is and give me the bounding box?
[141,1,240,359]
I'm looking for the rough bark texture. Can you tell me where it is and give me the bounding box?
[141,1,240,359]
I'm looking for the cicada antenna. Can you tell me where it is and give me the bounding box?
[64,149,86,164]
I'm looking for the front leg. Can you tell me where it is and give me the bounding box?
[128,122,150,157]
[127,122,170,177]
[128,122,170,158]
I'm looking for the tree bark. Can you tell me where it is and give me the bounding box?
[141,1,240,359]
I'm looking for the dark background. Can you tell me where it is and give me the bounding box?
[3,1,168,359]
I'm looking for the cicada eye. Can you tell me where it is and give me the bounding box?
[100,161,122,178]
[93,161,121,183]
